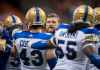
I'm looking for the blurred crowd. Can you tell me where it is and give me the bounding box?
[0,0,99,22]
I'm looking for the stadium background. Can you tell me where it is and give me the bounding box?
[0,0,99,23]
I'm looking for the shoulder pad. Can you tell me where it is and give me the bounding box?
[80,27,98,34]
[12,28,22,37]
[56,23,71,30]
[13,31,31,39]
[31,32,53,40]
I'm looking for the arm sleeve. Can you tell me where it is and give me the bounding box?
[80,32,100,69]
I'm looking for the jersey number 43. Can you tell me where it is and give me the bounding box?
[19,40,44,66]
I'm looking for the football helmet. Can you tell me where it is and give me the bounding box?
[4,15,22,27]
[46,13,59,28]
[25,7,46,27]
[94,7,100,24]
[73,5,94,24]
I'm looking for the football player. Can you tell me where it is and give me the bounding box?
[90,7,100,70]
[3,15,23,37]
[46,13,60,33]
[53,5,100,70]
[3,15,23,70]
[0,20,12,70]
[13,7,57,70]
[46,12,73,70]
[53,23,72,70]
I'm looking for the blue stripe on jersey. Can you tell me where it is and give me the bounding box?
[31,41,48,49]
[13,31,53,50]
[80,28,99,35]
[31,33,52,40]
[13,31,53,40]
[56,23,71,30]
[13,31,31,40]
[58,40,65,44]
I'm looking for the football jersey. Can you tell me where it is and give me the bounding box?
[13,31,53,70]
[54,26,98,70]
[5,25,22,70]
[54,23,72,70]
[55,23,71,46]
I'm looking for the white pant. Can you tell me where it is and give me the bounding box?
[21,63,49,70]
[86,64,100,70]
[54,57,87,70]
[21,67,48,70]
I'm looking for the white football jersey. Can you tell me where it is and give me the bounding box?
[54,27,98,70]
[13,31,53,70]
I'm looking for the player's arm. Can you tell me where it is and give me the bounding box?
[82,35,100,69]
[50,36,64,58]
[46,35,65,70]
[10,34,20,67]
[11,32,18,57]
[45,37,58,70]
